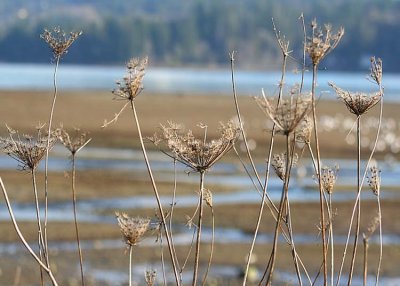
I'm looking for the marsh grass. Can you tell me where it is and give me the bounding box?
[0,18,390,286]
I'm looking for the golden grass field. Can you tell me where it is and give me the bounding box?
[0,90,399,285]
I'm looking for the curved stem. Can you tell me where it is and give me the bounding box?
[130,100,180,286]
[311,64,328,286]
[71,155,85,286]
[192,171,205,286]
[44,56,60,266]
[0,178,59,286]
[329,194,334,286]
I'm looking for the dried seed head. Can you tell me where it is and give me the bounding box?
[0,125,57,171]
[40,27,82,58]
[364,213,380,240]
[115,212,150,247]
[367,165,381,196]
[157,120,240,172]
[295,115,313,144]
[329,82,382,116]
[306,20,344,65]
[145,269,157,286]
[113,57,148,101]
[320,166,339,194]
[203,188,213,208]
[369,57,383,86]
[255,86,311,135]
[55,127,91,155]
[271,152,298,181]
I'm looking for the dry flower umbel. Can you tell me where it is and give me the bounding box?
[369,57,383,86]
[116,212,151,247]
[271,152,298,181]
[295,115,313,144]
[55,127,91,155]
[320,166,339,194]
[367,165,381,196]
[153,121,240,172]
[0,125,57,171]
[306,20,344,65]
[40,27,82,58]
[113,57,148,101]
[255,86,311,135]
[145,269,157,286]
[329,82,382,116]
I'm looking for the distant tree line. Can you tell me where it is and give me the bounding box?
[1,0,400,71]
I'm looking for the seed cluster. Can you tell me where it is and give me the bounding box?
[116,212,150,247]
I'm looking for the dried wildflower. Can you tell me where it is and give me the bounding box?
[116,212,150,247]
[295,115,313,144]
[364,213,380,240]
[367,165,381,196]
[255,86,311,135]
[0,125,57,171]
[55,127,91,155]
[113,57,148,101]
[203,188,213,208]
[306,20,344,65]
[320,166,339,194]
[329,82,382,116]
[369,57,383,86]
[145,269,157,286]
[157,120,240,172]
[271,152,298,181]
[40,27,82,58]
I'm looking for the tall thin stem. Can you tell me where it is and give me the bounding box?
[328,193,334,286]
[192,171,205,286]
[311,64,328,286]
[347,117,361,286]
[363,236,368,286]
[201,206,214,286]
[44,55,60,265]
[31,169,45,286]
[130,100,180,286]
[71,154,85,286]
[265,134,291,285]
[129,245,133,286]
[375,196,382,286]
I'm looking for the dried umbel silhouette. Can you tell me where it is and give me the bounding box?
[113,57,148,101]
[144,269,157,286]
[153,121,240,172]
[320,166,339,194]
[295,115,313,144]
[328,82,382,116]
[369,57,383,86]
[367,165,381,196]
[40,27,82,58]
[271,152,298,181]
[255,87,311,135]
[0,125,57,171]
[55,127,91,155]
[306,19,344,65]
[116,212,151,247]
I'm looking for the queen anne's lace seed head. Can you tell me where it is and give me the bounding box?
[55,127,91,155]
[40,27,82,59]
[156,120,240,172]
[116,212,150,247]
[306,20,344,65]
[367,165,381,196]
[0,125,57,171]
[255,86,311,135]
[113,57,148,101]
[320,166,339,194]
[145,269,157,286]
[271,152,298,181]
[329,82,382,116]
[295,115,313,144]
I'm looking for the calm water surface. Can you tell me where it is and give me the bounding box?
[0,63,398,100]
